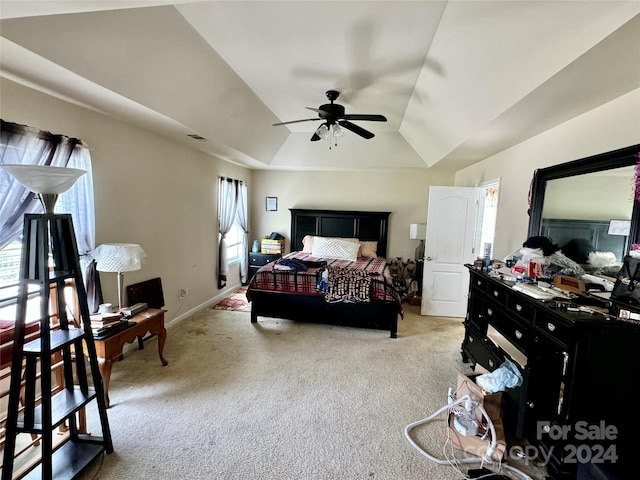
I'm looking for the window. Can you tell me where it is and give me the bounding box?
[217,177,248,288]
[0,240,22,308]
[0,184,88,321]
[0,122,95,319]
[225,223,244,263]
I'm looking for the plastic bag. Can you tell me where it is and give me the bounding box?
[475,359,522,393]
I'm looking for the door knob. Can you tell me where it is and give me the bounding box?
[426,256,432,261]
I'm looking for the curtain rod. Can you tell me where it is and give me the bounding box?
[1,119,90,149]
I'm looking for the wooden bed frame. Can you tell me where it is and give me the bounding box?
[249,208,400,338]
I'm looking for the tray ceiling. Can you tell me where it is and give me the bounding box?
[1,1,639,171]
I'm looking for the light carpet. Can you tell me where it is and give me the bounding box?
[77,304,546,480]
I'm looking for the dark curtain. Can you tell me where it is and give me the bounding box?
[0,119,100,311]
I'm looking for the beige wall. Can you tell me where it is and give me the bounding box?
[1,79,250,322]
[250,168,455,259]
[455,88,640,260]
[4,77,638,320]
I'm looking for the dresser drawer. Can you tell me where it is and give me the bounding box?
[249,252,280,267]
[466,294,486,333]
[506,294,534,325]
[534,314,570,347]
[471,274,487,293]
[486,283,507,306]
[487,306,529,353]
[462,325,503,371]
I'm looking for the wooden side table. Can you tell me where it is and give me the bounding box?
[88,308,168,408]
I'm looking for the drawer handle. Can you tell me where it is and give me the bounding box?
[488,359,495,368]
[477,280,482,286]
[547,322,556,332]
[487,308,493,316]
[516,304,523,312]
[469,336,474,343]
[527,401,535,409]
[515,329,523,339]
[493,290,499,297]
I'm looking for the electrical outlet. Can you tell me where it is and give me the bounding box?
[179,288,188,299]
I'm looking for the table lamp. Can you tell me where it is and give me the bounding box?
[409,223,426,261]
[0,164,86,213]
[93,243,146,310]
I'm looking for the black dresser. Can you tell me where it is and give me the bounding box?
[248,252,281,279]
[462,266,637,480]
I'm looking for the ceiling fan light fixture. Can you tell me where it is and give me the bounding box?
[275,90,386,147]
[317,124,330,140]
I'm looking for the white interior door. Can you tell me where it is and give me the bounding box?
[421,186,479,317]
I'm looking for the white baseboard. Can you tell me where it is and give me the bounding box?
[166,284,244,329]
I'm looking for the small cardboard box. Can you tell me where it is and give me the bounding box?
[261,239,284,254]
[448,413,506,462]
[456,365,502,422]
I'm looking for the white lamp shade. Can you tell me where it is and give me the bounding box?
[94,243,146,273]
[0,164,86,194]
[409,223,426,240]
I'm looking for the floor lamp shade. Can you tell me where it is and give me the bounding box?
[0,164,86,213]
[94,243,146,309]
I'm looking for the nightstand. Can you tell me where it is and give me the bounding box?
[249,252,281,278]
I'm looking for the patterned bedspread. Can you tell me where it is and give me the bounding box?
[246,251,401,306]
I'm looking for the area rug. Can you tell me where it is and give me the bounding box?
[211,286,251,312]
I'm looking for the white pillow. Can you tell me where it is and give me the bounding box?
[302,235,359,253]
[311,237,361,261]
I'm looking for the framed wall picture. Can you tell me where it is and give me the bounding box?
[266,197,278,211]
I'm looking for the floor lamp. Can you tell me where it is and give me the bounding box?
[94,243,146,310]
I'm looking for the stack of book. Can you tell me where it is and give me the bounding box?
[261,239,284,254]
[89,313,125,336]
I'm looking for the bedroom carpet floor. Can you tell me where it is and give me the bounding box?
[74,304,547,480]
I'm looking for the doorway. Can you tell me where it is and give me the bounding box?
[474,180,500,262]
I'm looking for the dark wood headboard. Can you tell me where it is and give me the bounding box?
[540,218,629,262]
[290,209,391,258]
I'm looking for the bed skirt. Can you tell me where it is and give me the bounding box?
[249,290,400,338]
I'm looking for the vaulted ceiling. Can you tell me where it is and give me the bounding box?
[1,1,639,171]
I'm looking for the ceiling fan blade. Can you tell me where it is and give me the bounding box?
[305,107,332,119]
[273,118,321,126]
[310,132,321,141]
[342,114,387,122]
[338,120,375,139]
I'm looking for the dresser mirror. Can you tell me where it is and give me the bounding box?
[528,144,639,266]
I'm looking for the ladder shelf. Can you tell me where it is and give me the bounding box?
[2,213,112,480]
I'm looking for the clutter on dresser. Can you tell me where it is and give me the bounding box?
[610,255,640,308]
